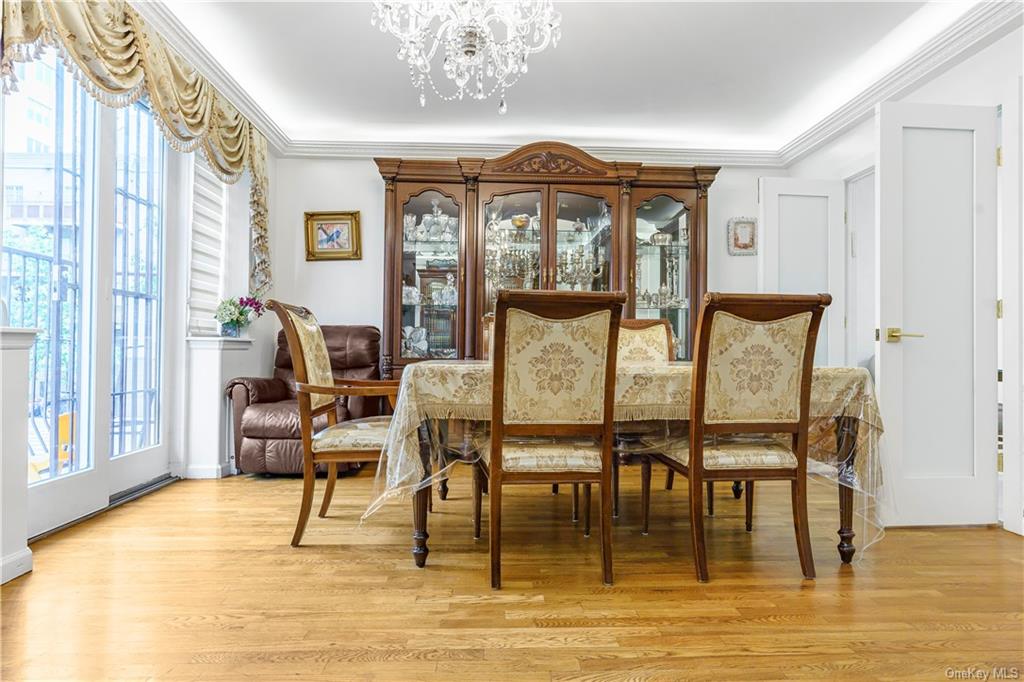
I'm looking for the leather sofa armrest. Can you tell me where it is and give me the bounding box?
[224,377,290,404]
[225,377,291,467]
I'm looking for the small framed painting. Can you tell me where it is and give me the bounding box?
[727,217,757,256]
[305,211,362,261]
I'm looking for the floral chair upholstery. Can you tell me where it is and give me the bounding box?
[617,320,673,364]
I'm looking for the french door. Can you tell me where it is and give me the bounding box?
[1,54,170,536]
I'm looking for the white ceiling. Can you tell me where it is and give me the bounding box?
[162,1,980,153]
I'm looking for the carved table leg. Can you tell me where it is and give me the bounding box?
[413,423,431,568]
[836,416,859,564]
[732,481,743,499]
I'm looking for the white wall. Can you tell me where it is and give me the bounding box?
[270,157,386,329]
[707,167,782,292]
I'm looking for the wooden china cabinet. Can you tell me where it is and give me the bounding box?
[376,141,718,377]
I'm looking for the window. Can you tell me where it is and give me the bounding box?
[1,52,94,483]
[187,158,227,335]
[109,102,165,458]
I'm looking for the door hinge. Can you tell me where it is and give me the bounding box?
[997,298,1004,319]
[874,328,880,342]
[843,315,848,329]
[997,146,1003,167]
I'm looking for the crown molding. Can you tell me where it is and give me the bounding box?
[778,1,1024,166]
[130,1,291,154]
[281,139,783,166]
[133,0,1021,169]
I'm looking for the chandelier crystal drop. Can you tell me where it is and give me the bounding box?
[371,1,561,114]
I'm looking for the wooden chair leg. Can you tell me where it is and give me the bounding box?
[665,469,675,490]
[583,484,592,537]
[640,458,652,536]
[489,478,502,589]
[689,475,709,582]
[427,482,433,513]
[792,477,815,579]
[745,481,754,532]
[612,456,620,519]
[551,484,559,494]
[439,478,449,500]
[291,460,316,547]
[317,462,337,518]
[706,481,714,516]
[472,465,483,540]
[571,483,580,523]
[600,476,613,585]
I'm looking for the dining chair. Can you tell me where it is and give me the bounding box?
[484,311,562,497]
[473,290,625,588]
[640,292,830,581]
[572,318,674,530]
[268,300,399,546]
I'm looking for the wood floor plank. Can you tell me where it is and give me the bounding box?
[1,464,1021,681]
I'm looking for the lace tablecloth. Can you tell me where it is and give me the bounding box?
[367,360,885,555]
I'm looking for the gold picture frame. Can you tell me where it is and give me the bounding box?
[304,211,362,261]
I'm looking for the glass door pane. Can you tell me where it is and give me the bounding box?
[635,195,690,359]
[399,190,460,359]
[1,53,94,483]
[482,189,543,316]
[110,102,165,457]
[553,191,612,292]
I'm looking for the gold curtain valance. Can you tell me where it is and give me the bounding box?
[1,0,271,296]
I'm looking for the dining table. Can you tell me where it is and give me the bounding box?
[364,360,885,568]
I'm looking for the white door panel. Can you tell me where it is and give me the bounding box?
[759,177,846,365]
[877,101,998,526]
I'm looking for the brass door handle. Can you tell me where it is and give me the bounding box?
[885,327,925,343]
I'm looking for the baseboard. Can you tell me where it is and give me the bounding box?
[2,547,33,584]
[184,463,233,479]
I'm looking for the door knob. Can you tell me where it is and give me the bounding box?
[885,327,925,343]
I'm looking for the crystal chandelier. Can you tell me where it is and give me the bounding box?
[371,1,562,114]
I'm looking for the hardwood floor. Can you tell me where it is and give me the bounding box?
[2,465,1021,681]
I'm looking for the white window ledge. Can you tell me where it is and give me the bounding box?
[185,336,254,351]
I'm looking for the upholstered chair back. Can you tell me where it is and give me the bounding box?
[692,293,830,432]
[269,302,335,412]
[617,319,674,364]
[492,290,625,430]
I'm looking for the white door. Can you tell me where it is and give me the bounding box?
[877,101,998,526]
[758,177,846,365]
[845,169,877,375]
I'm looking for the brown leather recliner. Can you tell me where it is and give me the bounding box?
[225,325,383,475]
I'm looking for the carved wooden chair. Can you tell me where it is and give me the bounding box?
[268,300,399,546]
[473,290,624,588]
[568,319,674,532]
[641,293,830,581]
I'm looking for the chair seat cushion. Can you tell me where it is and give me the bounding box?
[481,439,603,473]
[311,416,392,453]
[663,438,798,470]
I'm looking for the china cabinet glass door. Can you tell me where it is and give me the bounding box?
[634,194,691,359]
[551,189,614,292]
[480,186,544,317]
[399,189,461,360]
